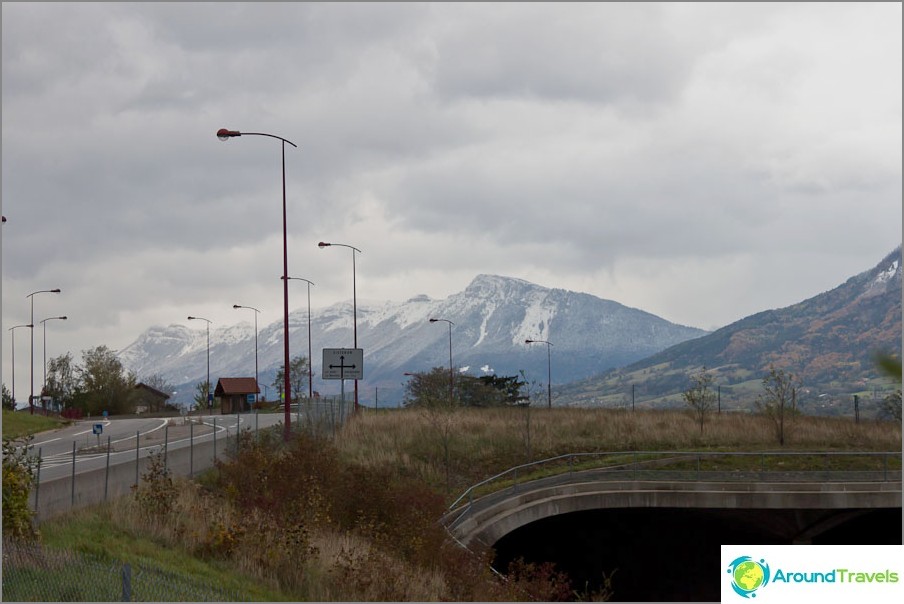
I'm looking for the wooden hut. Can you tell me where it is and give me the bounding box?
[215,378,259,414]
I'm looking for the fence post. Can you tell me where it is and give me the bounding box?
[135,431,140,487]
[71,441,76,508]
[34,447,42,517]
[105,436,111,501]
[164,424,168,470]
[190,421,194,478]
[213,417,217,463]
[121,562,132,602]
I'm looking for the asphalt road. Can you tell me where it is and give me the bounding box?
[26,412,286,482]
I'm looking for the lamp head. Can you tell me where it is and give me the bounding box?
[50,289,61,293]
[217,128,241,141]
[318,241,331,248]
[429,318,438,323]
[187,316,196,320]
[525,339,534,344]
[60,316,68,320]
[232,305,241,309]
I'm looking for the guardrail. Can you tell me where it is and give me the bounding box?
[446,450,903,519]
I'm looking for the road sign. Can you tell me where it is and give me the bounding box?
[322,348,364,380]
[92,423,103,435]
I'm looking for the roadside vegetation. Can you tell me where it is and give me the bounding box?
[1,409,69,440]
[4,404,899,601]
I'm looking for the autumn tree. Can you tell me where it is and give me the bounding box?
[682,367,717,434]
[755,365,800,446]
[272,355,310,403]
[139,373,175,412]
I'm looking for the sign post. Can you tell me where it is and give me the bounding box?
[322,348,364,412]
[93,423,103,447]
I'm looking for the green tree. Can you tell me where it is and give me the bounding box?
[45,352,81,410]
[79,345,137,416]
[469,374,528,407]
[272,355,310,403]
[682,367,716,434]
[402,368,451,408]
[193,381,212,412]
[875,352,901,422]
[755,365,800,446]
[2,384,13,410]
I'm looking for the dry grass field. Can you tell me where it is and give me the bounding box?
[15,406,902,601]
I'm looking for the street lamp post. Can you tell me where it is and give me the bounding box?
[7,324,33,404]
[232,305,260,407]
[27,288,60,414]
[187,316,212,412]
[429,318,454,406]
[40,316,67,396]
[318,242,361,412]
[218,128,297,440]
[525,339,553,409]
[285,277,315,399]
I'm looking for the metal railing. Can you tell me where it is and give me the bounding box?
[446,450,903,520]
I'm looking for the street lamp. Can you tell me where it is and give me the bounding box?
[429,318,454,406]
[187,316,212,413]
[27,288,60,414]
[284,277,315,399]
[40,316,67,396]
[525,339,553,409]
[232,304,260,407]
[218,128,297,440]
[7,324,33,404]
[318,241,362,412]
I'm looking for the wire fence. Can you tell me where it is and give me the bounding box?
[1,539,249,602]
[26,396,353,522]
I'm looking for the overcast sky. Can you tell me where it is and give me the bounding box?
[2,3,901,395]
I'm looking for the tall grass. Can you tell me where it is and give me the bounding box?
[336,407,902,495]
[13,407,900,601]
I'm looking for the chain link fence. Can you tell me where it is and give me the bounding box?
[1,539,249,601]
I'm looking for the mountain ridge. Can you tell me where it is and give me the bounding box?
[556,247,902,414]
[119,274,709,406]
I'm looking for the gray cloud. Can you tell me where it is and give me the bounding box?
[2,2,900,391]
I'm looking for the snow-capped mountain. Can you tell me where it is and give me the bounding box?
[118,274,708,407]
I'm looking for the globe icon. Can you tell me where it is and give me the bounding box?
[733,560,765,593]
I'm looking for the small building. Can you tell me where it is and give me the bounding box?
[215,377,260,414]
[134,383,172,414]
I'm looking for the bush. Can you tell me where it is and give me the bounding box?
[2,435,40,540]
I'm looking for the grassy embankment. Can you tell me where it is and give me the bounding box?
[1,409,70,440]
[8,407,903,601]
